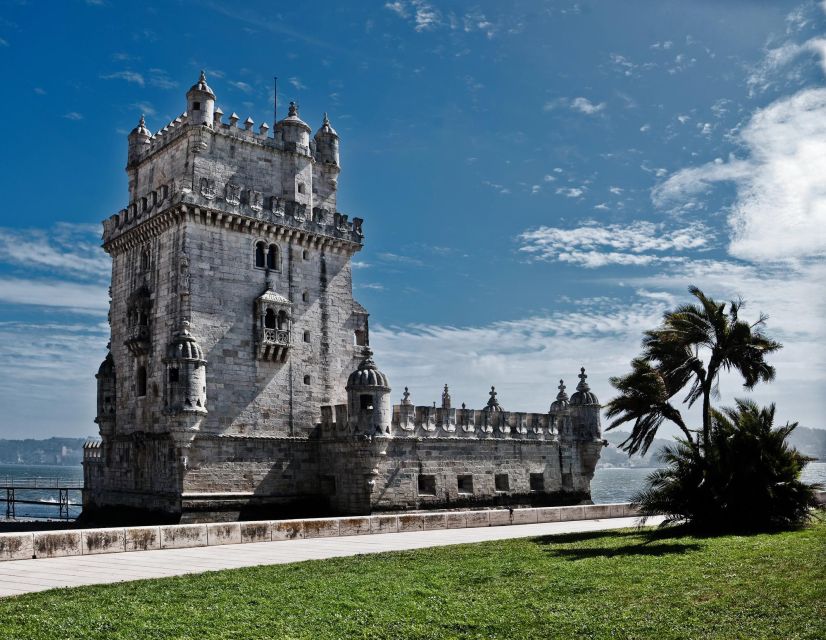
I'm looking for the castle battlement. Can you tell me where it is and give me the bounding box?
[319,377,601,443]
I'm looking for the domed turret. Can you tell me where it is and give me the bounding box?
[164,321,207,414]
[550,379,569,413]
[277,101,311,150]
[95,349,117,438]
[346,348,392,436]
[186,70,216,127]
[570,367,599,405]
[314,112,339,165]
[127,115,151,165]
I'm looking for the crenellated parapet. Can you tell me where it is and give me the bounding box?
[320,375,601,442]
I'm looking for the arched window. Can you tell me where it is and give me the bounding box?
[277,310,288,330]
[267,244,278,270]
[255,241,266,268]
[140,249,150,272]
[136,366,147,397]
[264,309,276,329]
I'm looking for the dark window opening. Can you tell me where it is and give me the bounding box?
[360,394,373,411]
[303,331,310,342]
[302,291,309,302]
[303,375,311,385]
[495,473,509,492]
[530,473,545,492]
[297,183,305,194]
[267,244,278,270]
[136,366,147,397]
[169,368,179,383]
[354,329,367,347]
[264,309,276,329]
[277,310,288,330]
[192,101,201,111]
[302,249,309,260]
[417,474,436,496]
[255,241,266,268]
[457,474,474,495]
[140,249,150,272]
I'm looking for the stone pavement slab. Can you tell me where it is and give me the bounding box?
[0,516,662,598]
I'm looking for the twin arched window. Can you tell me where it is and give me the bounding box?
[255,241,279,270]
[264,309,289,330]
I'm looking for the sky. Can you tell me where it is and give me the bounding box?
[0,0,824,439]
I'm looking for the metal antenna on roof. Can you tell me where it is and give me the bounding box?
[273,76,278,125]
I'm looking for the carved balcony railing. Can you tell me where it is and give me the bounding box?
[124,325,151,356]
[257,328,290,362]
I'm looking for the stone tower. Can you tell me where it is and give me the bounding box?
[84,72,368,522]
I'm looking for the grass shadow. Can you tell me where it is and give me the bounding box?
[531,525,703,560]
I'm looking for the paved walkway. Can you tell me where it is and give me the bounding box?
[0,516,662,598]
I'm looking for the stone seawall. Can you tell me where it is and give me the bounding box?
[0,502,639,562]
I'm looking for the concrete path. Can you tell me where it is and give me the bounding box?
[0,515,662,598]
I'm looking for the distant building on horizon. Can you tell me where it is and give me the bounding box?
[83,72,603,523]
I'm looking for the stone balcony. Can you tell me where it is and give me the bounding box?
[257,328,290,362]
[125,325,151,356]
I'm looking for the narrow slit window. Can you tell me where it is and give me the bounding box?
[136,366,147,397]
[255,241,266,268]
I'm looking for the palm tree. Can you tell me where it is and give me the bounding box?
[606,286,782,453]
[633,399,821,530]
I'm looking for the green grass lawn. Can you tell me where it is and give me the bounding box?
[1,522,825,640]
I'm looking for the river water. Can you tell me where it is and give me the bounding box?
[2,462,824,520]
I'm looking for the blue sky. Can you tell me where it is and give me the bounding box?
[0,0,824,438]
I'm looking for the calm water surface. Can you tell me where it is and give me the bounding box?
[2,462,824,518]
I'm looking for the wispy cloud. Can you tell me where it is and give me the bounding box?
[100,70,145,86]
[63,112,83,121]
[0,225,108,279]
[519,221,712,268]
[229,80,255,94]
[0,278,108,313]
[288,77,307,91]
[555,186,585,198]
[147,68,177,89]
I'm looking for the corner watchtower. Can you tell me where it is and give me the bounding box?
[186,70,216,127]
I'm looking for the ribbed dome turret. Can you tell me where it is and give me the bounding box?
[550,379,569,412]
[278,101,311,133]
[187,70,215,99]
[314,112,338,139]
[346,348,390,389]
[569,367,599,405]
[129,114,151,139]
[166,322,206,362]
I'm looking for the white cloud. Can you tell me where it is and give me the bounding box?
[0,278,108,313]
[545,97,606,115]
[654,87,826,261]
[748,37,826,94]
[63,112,83,121]
[100,70,145,86]
[147,68,176,90]
[131,101,156,117]
[371,298,671,414]
[570,97,606,115]
[230,80,254,94]
[555,187,585,198]
[289,77,307,91]
[412,1,440,31]
[384,1,408,18]
[519,221,712,268]
[0,224,109,279]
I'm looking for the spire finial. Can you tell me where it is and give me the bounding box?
[199,69,206,82]
[577,367,590,392]
[288,101,298,117]
[556,379,568,401]
[139,114,146,127]
[402,386,411,405]
[441,383,451,409]
[323,111,329,124]
[485,385,501,411]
